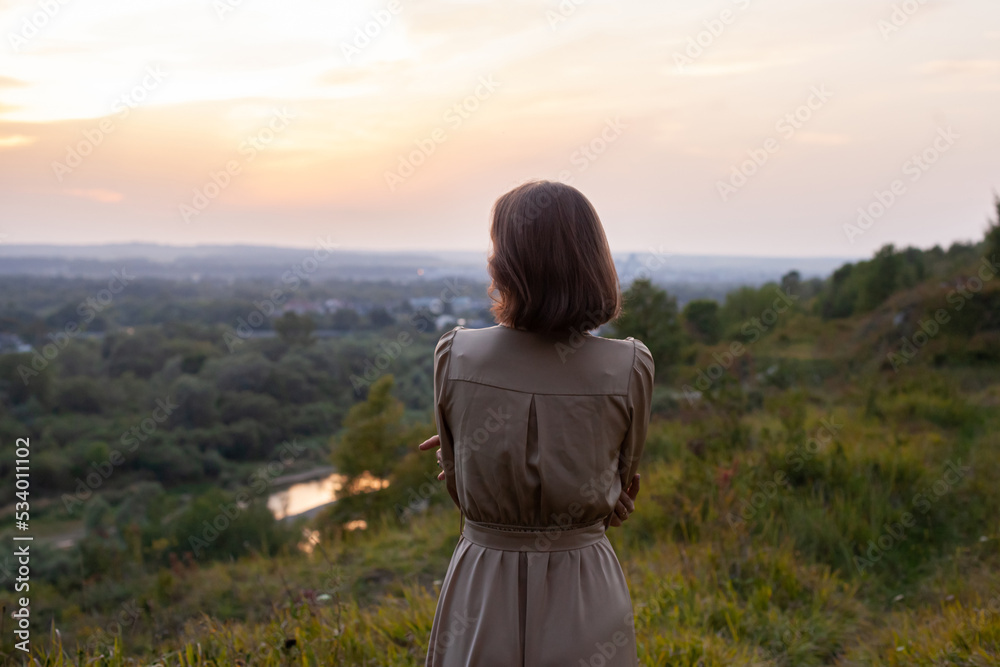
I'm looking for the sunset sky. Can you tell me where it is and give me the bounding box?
[0,0,997,257]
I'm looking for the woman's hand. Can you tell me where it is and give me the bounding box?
[608,474,640,528]
[418,434,444,480]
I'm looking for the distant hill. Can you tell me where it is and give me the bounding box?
[0,243,852,291]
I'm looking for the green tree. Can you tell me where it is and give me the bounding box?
[331,375,406,484]
[367,307,395,328]
[682,299,721,344]
[856,244,900,312]
[614,278,683,373]
[168,376,218,428]
[104,328,170,378]
[719,283,782,339]
[274,312,316,346]
[818,263,858,319]
[986,193,1000,264]
[331,308,360,331]
[0,352,51,406]
[53,376,105,414]
[171,488,294,562]
[780,270,802,297]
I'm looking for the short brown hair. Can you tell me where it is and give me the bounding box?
[487,180,622,334]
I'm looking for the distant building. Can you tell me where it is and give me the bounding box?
[0,333,32,355]
[282,299,323,315]
[434,314,457,331]
[450,296,473,312]
[323,298,346,313]
[410,297,444,314]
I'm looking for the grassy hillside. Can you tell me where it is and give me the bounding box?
[4,223,1000,666]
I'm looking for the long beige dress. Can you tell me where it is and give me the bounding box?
[425,324,654,667]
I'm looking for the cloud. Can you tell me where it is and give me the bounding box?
[671,60,785,77]
[917,59,1000,76]
[793,132,851,146]
[63,188,125,203]
[0,134,35,148]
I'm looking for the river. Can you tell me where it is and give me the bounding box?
[266,469,389,520]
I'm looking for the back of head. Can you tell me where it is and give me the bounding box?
[487,180,622,335]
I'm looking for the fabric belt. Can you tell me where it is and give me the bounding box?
[461,518,606,552]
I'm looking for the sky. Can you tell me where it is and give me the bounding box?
[0,0,997,258]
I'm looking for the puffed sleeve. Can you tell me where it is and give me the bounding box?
[434,326,462,509]
[617,338,655,490]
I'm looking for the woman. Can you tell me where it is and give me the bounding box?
[419,180,654,666]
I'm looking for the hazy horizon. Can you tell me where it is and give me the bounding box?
[0,239,866,261]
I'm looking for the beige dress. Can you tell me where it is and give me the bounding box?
[425,324,654,667]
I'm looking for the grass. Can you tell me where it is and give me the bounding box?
[7,295,1000,666]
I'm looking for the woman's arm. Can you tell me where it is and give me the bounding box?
[617,340,654,489]
[604,340,654,528]
[432,328,461,509]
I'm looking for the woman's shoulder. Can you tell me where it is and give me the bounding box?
[437,323,465,341]
[434,324,466,357]
[589,331,652,358]
[624,336,653,364]
[590,334,655,383]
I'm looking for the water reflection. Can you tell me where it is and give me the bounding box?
[299,528,321,554]
[267,471,388,520]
